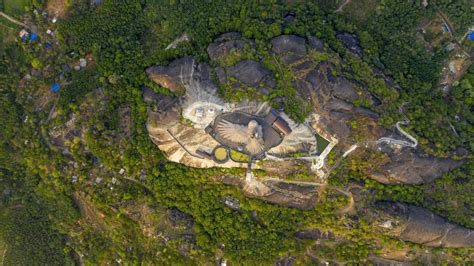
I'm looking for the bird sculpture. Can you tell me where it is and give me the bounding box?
[215,119,265,155]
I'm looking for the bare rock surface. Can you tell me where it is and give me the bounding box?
[371,147,465,184]
[331,77,371,103]
[244,178,322,210]
[295,229,335,240]
[147,108,248,169]
[146,56,194,93]
[307,35,324,51]
[271,35,307,55]
[228,59,273,86]
[336,32,363,57]
[207,39,247,62]
[374,201,474,247]
[293,68,381,143]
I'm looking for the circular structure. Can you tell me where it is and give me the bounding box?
[212,146,229,163]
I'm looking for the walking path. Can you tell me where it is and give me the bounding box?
[0,12,28,28]
[0,245,7,266]
[335,0,351,13]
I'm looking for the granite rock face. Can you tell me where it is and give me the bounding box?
[146,56,195,93]
[336,32,363,57]
[371,147,465,184]
[244,179,322,210]
[271,35,307,55]
[207,39,247,62]
[295,229,335,240]
[307,35,324,51]
[374,202,474,247]
[228,59,273,86]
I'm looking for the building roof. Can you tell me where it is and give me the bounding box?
[51,83,60,92]
[29,32,38,41]
[272,117,292,136]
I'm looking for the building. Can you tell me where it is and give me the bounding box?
[264,108,292,136]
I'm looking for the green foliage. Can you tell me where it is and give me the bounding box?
[431,0,473,35]
[1,0,473,264]
[57,65,100,116]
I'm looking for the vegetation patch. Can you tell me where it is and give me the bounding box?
[213,146,229,162]
[229,149,250,162]
[2,0,31,18]
[316,133,330,153]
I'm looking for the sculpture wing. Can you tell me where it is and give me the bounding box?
[216,120,250,143]
[246,137,265,154]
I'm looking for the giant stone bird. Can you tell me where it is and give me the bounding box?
[215,119,265,155]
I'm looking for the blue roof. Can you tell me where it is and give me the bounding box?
[44,42,51,48]
[469,32,474,41]
[51,83,60,92]
[29,32,38,41]
[21,35,27,41]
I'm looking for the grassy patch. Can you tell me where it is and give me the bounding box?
[229,149,250,162]
[3,0,31,18]
[342,0,380,27]
[0,23,17,43]
[316,133,330,153]
[213,147,228,161]
[0,238,7,265]
[0,23,19,58]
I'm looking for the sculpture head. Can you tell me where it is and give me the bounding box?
[247,120,261,139]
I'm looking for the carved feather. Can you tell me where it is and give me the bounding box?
[215,119,265,154]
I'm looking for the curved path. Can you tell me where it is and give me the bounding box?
[0,12,28,28]
[335,0,351,13]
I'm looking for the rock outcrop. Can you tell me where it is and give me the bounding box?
[374,201,474,247]
[307,35,324,51]
[370,147,465,184]
[331,77,373,105]
[228,59,273,86]
[271,35,307,55]
[244,179,322,210]
[207,37,248,63]
[295,229,335,240]
[146,56,195,93]
[336,32,362,57]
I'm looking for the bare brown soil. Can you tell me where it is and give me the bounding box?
[47,0,69,18]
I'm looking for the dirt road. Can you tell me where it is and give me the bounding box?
[335,0,351,13]
[0,12,27,28]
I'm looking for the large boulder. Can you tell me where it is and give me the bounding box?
[207,39,247,62]
[307,35,324,51]
[331,77,360,101]
[228,59,273,86]
[331,77,374,105]
[295,229,335,240]
[336,32,363,57]
[271,35,307,55]
[374,202,474,247]
[370,148,465,184]
[146,56,195,93]
[244,179,322,210]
